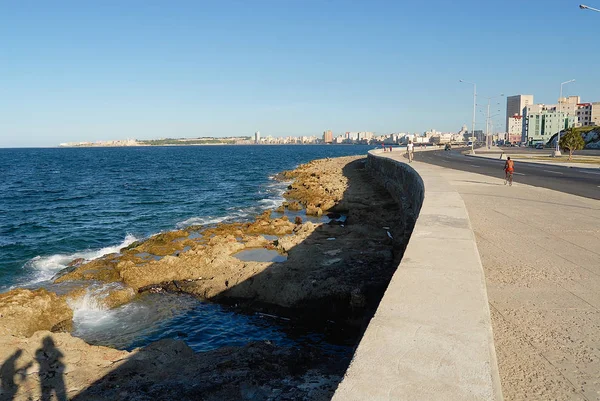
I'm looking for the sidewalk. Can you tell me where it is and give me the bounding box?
[333,152,502,401]
[422,161,600,399]
[466,151,600,170]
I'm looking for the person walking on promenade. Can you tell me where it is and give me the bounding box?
[406,141,414,163]
[504,157,514,186]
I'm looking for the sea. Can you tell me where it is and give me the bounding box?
[0,144,373,353]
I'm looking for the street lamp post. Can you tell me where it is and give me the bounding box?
[483,94,504,149]
[554,79,575,157]
[486,113,501,147]
[580,4,600,12]
[460,80,476,154]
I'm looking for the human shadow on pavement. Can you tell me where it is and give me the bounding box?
[36,337,67,401]
[0,337,68,401]
[457,180,505,186]
[0,349,26,401]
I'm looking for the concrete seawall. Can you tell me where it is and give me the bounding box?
[332,151,503,400]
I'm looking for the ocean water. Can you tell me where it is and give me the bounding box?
[0,144,371,351]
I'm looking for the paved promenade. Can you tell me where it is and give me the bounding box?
[333,152,503,400]
[435,162,600,400]
[334,151,600,400]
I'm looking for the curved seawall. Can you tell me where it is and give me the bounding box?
[333,150,503,400]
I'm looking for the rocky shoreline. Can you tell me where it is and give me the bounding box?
[0,156,413,400]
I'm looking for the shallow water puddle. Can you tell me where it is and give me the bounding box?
[233,248,287,263]
[135,252,162,261]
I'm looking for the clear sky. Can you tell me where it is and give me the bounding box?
[1,0,598,147]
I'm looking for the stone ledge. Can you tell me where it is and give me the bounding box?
[332,151,503,401]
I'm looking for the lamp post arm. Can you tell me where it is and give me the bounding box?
[580,4,600,12]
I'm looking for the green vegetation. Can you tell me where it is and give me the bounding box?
[522,156,600,165]
[559,128,586,160]
[571,126,596,135]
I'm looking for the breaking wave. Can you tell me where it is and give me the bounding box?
[19,234,138,287]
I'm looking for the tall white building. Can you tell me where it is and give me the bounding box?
[507,115,524,143]
[254,131,260,144]
[506,95,534,132]
[357,132,373,142]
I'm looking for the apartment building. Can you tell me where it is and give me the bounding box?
[524,104,576,144]
[506,95,534,132]
[507,115,524,142]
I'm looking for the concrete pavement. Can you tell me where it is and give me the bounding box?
[334,150,600,400]
[438,165,600,400]
[333,151,502,400]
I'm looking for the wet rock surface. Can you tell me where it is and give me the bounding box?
[0,155,411,400]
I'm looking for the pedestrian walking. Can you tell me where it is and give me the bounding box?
[407,141,414,163]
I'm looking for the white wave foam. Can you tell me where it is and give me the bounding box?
[176,181,288,229]
[69,283,134,329]
[68,286,109,313]
[259,198,283,209]
[23,234,138,284]
[176,216,229,228]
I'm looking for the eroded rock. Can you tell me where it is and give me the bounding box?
[0,332,347,401]
[0,289,73,337]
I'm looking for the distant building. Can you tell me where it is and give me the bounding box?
[506,95,534,132]
[255,131,260,144]
[576,102,600,127]
[591,102,600,126]
[345,132,359,142]
[357,132,373,142]
[524,104,576,144]
[507,133,522,144]
[507,115,524,142]
[424,129,439,138]
[430,133,453,144]
[472,130,484,142]
[323,130,333,143]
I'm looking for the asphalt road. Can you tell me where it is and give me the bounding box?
[411,148,600,200]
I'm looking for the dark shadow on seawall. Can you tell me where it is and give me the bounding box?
[9,155,423,401]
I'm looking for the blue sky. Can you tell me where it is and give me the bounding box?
[1,0,598,147]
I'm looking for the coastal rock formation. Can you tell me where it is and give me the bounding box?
[1,155,407,337]
[0,155,412,401]
[283,162,344,215]
[0,289,73,337]
[214,156,406,324]
[0,331,346,401]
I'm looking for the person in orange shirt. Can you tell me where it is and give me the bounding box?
[504,157,514,186]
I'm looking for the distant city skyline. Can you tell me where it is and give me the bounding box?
[1,0,599,147]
